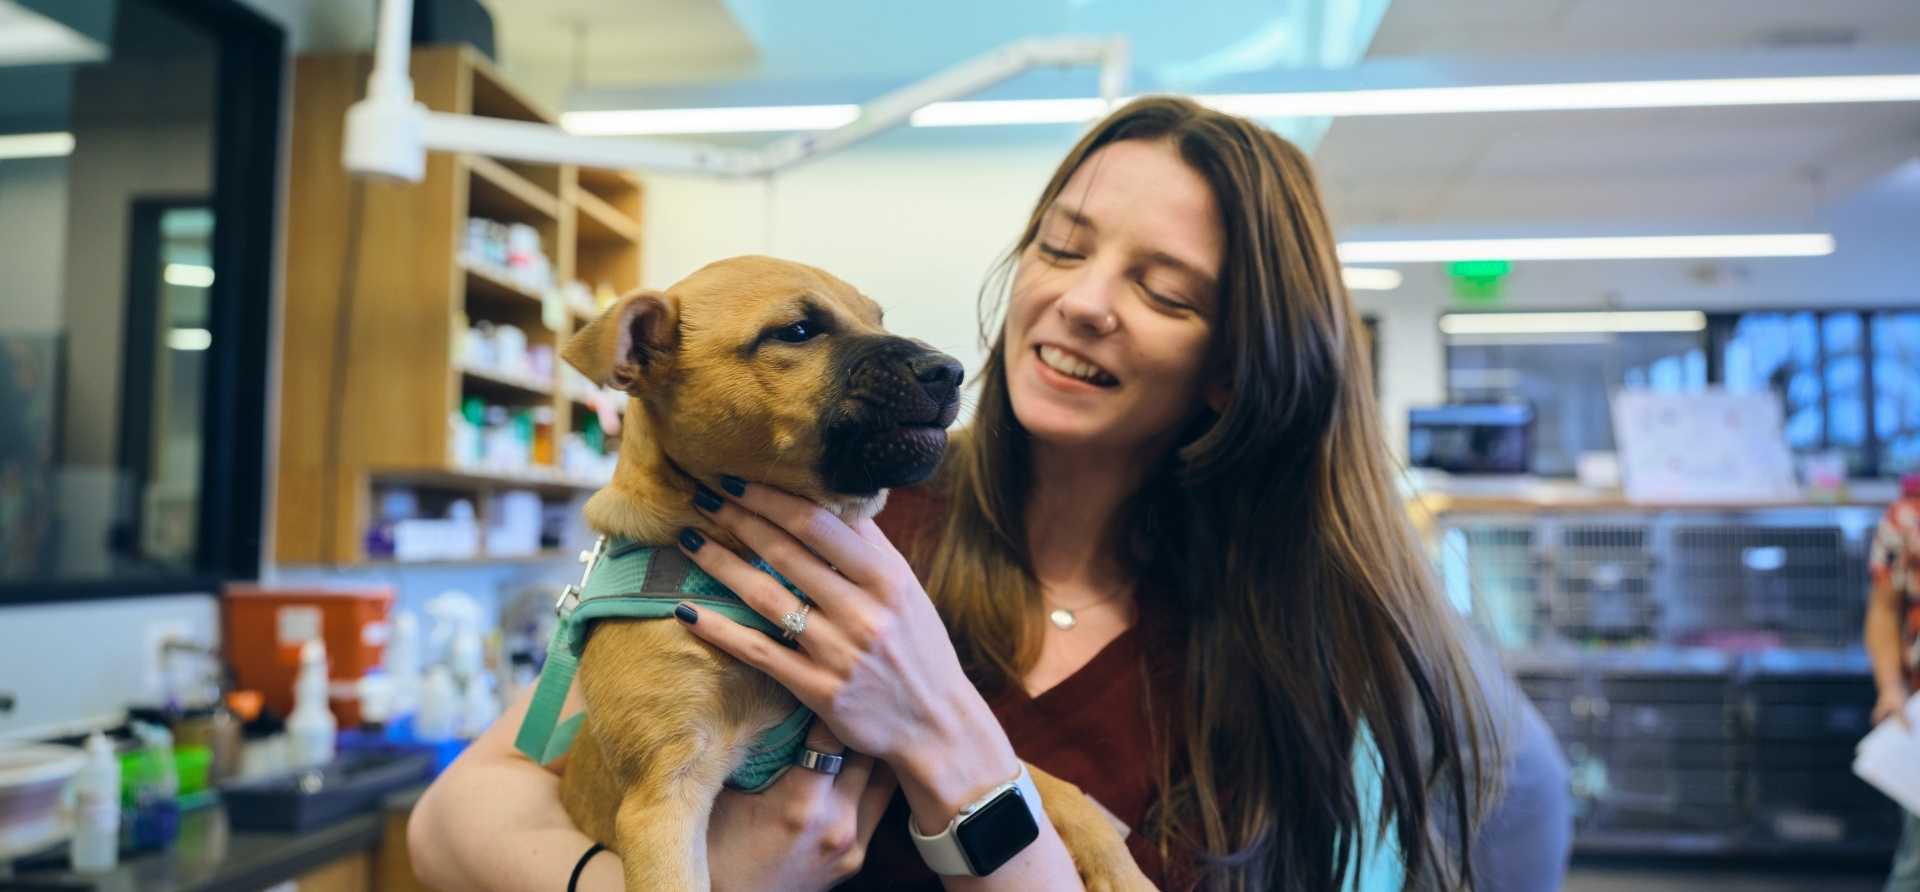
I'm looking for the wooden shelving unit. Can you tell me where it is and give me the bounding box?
[276,46,643,565]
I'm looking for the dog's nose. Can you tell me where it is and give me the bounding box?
[910,353,964,403]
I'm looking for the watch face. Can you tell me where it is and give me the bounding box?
[955,787,1041,876]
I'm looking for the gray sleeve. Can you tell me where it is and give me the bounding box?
[1467,645,1574,892]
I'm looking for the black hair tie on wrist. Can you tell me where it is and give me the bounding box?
[568,842,608,892]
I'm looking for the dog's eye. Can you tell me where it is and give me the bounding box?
[770,321,821,344]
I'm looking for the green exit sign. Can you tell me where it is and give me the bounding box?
[1448,259,1511,302]
[1448,260,1511,279]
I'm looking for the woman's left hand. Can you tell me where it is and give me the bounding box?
[672,476,1024,831]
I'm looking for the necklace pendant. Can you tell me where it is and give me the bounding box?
[1048,607,1077,631]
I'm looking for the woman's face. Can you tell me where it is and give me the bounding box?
[1005,139,1225,457]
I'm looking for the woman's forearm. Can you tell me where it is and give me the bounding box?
[1867,581,1906,698]
[892,692,1088,892]
[407,685,624,891]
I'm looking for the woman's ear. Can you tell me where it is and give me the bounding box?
[560,289,679,394]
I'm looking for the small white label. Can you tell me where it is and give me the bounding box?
[276,606,322,647]
[362,620,391,647]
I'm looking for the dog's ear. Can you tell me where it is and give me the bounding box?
[562,289,679,392]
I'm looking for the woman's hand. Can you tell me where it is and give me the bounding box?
[673,477,1022,835]
[708,721,898,891]
[1874,686,1910,728]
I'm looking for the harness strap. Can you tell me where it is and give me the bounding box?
[514,539,814,793]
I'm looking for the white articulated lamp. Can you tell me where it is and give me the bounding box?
[341,0,1131,182]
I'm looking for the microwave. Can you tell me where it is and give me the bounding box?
[1408,404,1535,474]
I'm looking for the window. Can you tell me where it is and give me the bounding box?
[0,0,282,601]
[1440,309,1917,478]
[1445,330,1706,476]
[1872,311,1920,476]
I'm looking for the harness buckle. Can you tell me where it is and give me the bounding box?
[555,536,610,619]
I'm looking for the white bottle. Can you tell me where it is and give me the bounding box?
[287,638,337,769]
[386,610,422,720]
[69,731,121,873]
[414,665,460,742]
[458,667,499,739]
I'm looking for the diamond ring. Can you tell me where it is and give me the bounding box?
[781,602,811,639]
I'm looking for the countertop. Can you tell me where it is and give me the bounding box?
[0,788,423,892]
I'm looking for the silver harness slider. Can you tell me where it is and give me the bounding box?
[555,535,610,619]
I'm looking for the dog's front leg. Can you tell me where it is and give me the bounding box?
[611,740,735,891]
[1029,764,1161,892]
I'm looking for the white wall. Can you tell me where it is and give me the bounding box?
[642,129,1083,376]
[0,594,218,742]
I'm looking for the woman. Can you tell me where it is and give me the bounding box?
[409,96,1495,891]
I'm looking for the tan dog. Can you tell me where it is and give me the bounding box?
[551,256,1151,891]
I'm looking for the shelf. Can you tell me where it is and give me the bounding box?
[467,48,557,125]
[465,154,561,222]
[363,548,578,568]
[574,188,643,244]
[575,166,641,195]
[461,258,546,308]
[375,465,608,495]
[460,364,555,400]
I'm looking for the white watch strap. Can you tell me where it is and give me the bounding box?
[909,763,1045,876]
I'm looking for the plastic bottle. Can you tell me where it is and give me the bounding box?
[414,665,460,742]
[287,638,337,769]
[386,610,422,721]
[126,722,179,851]
[69,731,121,873]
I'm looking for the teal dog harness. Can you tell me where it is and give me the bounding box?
[514,536,815,793]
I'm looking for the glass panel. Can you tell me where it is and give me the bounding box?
[1823,313,1866,473]
[0,0,218,584]
[1722,312,1819,448]
[1446,330,1705,476]
[1874,312,1920,476]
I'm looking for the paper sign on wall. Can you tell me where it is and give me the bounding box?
[1610,389,1799,504]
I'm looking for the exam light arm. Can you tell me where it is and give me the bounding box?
[343,0,1130,181]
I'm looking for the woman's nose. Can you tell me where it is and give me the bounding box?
[1056,267,1120,336]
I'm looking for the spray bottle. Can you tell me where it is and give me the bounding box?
[287,638,337,769]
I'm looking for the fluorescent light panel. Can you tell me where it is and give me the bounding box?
[167,328,212,351]
[1205,74,1920,119]
[1337,234,1834,263]
[561,104,860,136]
[1340,267,1403,291]
[163,263,216,288]
[911,97,1110,127]
[580,74,1920,135]
[1440,311,1707,335]
[0,131,73,160]
[0,3,108,67]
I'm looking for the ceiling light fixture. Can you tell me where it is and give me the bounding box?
[1337,234,1834,264]
[0,131,74,160]
[1341,267,1403,290]
[163,263,216,288]
[1439,311,1708,335]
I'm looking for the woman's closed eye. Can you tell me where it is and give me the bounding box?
[1141,284,1194,313]
[1036,243,1084,263]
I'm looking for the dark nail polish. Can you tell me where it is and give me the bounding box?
[674,603,697,624]
[719,475,746,497]
[692,486,723,512]
[679,528,706,552]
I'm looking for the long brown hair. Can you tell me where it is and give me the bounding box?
[920,96,1494,890]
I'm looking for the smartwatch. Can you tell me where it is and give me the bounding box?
[909,763,1045,876]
